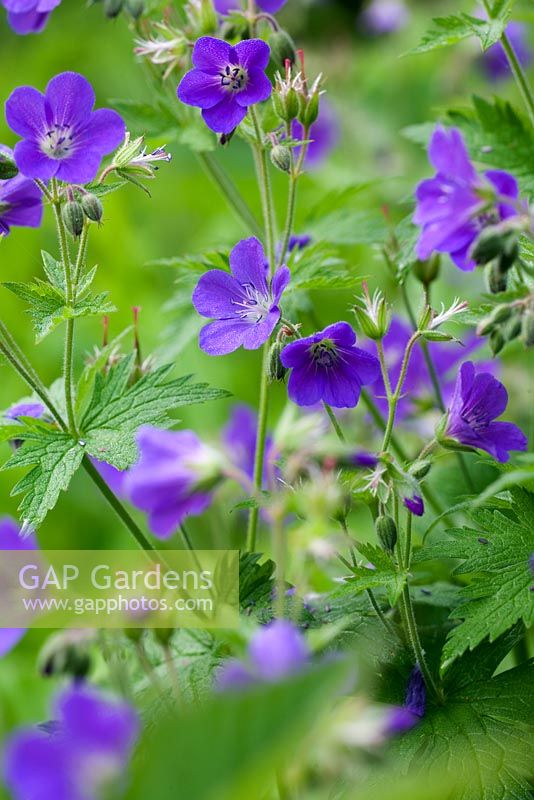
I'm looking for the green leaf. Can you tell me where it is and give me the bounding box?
[391,661,534,800]
[80,354,230,469]
[3,280,115,342]
[2,425,83,529]
[285,242,356,292]
[41,250,66,291]
[410,11,510,56]
[415,488,534,670]
[239,552,277,612]
[349,542,407,605]
[126,660,349,800]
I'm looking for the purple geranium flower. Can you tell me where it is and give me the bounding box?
[1,0,61,34]
[217,619,309,690]
[4,683,139,800]
[443,361,527,463]
[5,71,125,184]
[5,401,45,419]
[385,664,426,735]
[0,517,37,658]
[482,22,532,82]
[125,425,222,538]
[193,237,290,355]
[177,36,272,134]
[280,322,380,409]
[214,0,286,12]
[0,146,43,236]
[291,99,340,169]
[360,0,410,36]
[414,126,520,271]
[404,495,424,517]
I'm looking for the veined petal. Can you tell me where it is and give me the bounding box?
[199,318,250,355]
[192,269,244,318]
[5,85,46,137]
[13,139,58,180]
[201,95,247,134]
[44,72,95,128]
[234,39,271,71]
[178,69,223,109]
[191,36,235,74]
[229,236,268,292]
[236,67,272,107]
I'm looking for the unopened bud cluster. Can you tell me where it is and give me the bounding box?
[61,190,103,237]
[272,51,324,129]
[477,297,534,353]
[353,283,390,340]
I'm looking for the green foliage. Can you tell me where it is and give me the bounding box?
[3,250,115,342]
[415,488,534,670]
[80,354,230,469]
[391,660,534,800]
[410,6,512,56]
[126,660,350,800]
[349,542,407,605]
[2,423,84,530]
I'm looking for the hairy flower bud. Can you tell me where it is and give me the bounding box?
[471,224,516,266]
[486,260,508,294]
[375,514,398,554]
[268,340,288,382]
[38,631,93,680]
[502,314,522,344]
[125,0,144,18]
[269,30,297,70]
[477,303,513,336]
[522,310,534,347]
[62,200,84,238]
[353,284,390,340]
[413,254,440,286]
[81,192,103,223]
[270,144,291,173]
[0,150,18,179]
[489,327,505,355]
[104,0,124,18]
[409,459,432,480]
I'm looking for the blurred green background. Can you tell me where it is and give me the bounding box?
[0,0,533,741]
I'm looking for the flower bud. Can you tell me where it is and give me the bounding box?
[477,303,513,336]
[353,286,390,340]
[38,631,93,680]
[0,150,18,179]
[486,260,508,294]
[104,0,124,17]
[268,340,288,382]
[62,200,84,238]
[522,311,534,347]
[471,224,514,266]
[413,254,440,286]
[125,0,144,18]
[489,327,505,355]
[375,515,398,554]
[298,89,320,128]
[270,144,291,173]
[409,459,432,480]
[502,314,522,344]
[269,30,297,69]
[81,192,103,223]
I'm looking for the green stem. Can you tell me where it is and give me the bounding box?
[324,403,345,442]
[400,282,475,493]
[246,343,270,552]
[380,334,420,452]
[197,152,262,238]
[485,0,534,127]
[0,329,67,431]
[366,588,402,643]
[250,105,277,272]
[82,456,156,553]
[278,125,309,267]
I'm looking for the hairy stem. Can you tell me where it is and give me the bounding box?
[246,343,270,551]
[250,105,277,273]
[324,403,345,442]
[278,125,309,267]
[82,457,157,553]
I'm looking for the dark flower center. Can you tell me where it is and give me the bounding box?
[310,339,338,368]
[219,65,248,93]
[231,282,270,323]
[40,123,75,160]
[460,408,490,432]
